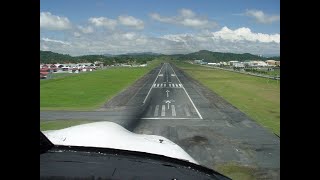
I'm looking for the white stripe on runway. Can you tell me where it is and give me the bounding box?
[143,64,164,103]
[157,84,160,87]
[171,105,176,116]
[169,65,203,119]
[169,84,172,87]
[141,117,201,120]
[164,84,166,87]
[160,84,163,87]
[153,84,156,87]
[175,84,178,87]
[179,84,182,87]
[184,106,191,116]
[161,105,165,116]
[154,105,159,117]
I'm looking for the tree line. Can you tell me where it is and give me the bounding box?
[40,51,156,65]
[40,50,280,65]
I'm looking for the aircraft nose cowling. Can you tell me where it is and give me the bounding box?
[43,121,198,164]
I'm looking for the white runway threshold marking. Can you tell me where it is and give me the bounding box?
[184,106,191,116]
[154,105,159,117]
[143,64,164,104]
[169,65,203,119]
[171,105,176,116]
[141,117,201,120]
[161,105,166,116]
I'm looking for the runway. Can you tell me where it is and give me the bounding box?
[41,63,280,179]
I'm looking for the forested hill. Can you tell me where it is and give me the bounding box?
[40,50,279,64]
[40,51,75,63]
[170,50,278,62]
[40,51,157,64]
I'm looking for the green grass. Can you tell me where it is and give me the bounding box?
[245,68,280,76]
[174,61,280,136]
[48,72,76,79]
[264,69,280,76]
[40,120,95,131]
[41,59,162,110]
[215,162,257,180]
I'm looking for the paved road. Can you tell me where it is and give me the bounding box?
[41,63,280,179]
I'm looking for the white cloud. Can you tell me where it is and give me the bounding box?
[212,26,280,43]
[78,26,94,34]
[245,9,280,24]
[41,37,71,46]
[118,15,144,29]
[162,27,279,44]
[40,27,279,56]
[179,8,196,18]
[73,32,81,37]
[150,9,217,29]
[40,12,72,30]
[42,44,49,50]
[88,17,117,29]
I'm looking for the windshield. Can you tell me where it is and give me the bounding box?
[40,1,280,179]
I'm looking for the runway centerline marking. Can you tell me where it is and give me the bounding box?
[166,90,170,97]
[165,100,171,109]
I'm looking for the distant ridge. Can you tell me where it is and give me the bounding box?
[170,50,279,62]
[40,50,279,64]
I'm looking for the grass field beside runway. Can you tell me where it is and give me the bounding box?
[40,60,162,110]
[174,61,280,136]
[48,72,77,79]
[40,120,95,131]
[215,162,258,180]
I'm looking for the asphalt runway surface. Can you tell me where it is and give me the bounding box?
[41,63,280,179]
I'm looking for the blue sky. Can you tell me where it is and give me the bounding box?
[40,0,280,56]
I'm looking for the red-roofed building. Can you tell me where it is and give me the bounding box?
[40,68,50,72]
[40,72,49,79]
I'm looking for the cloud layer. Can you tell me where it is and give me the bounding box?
[41,26,279,56]
[150,8,217,29]
[89,17,117,29]
[41,38,71,46]
[245,9,280,24]
[40,12,72,30]
[118,15,144,29]
[40,11,279,56]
